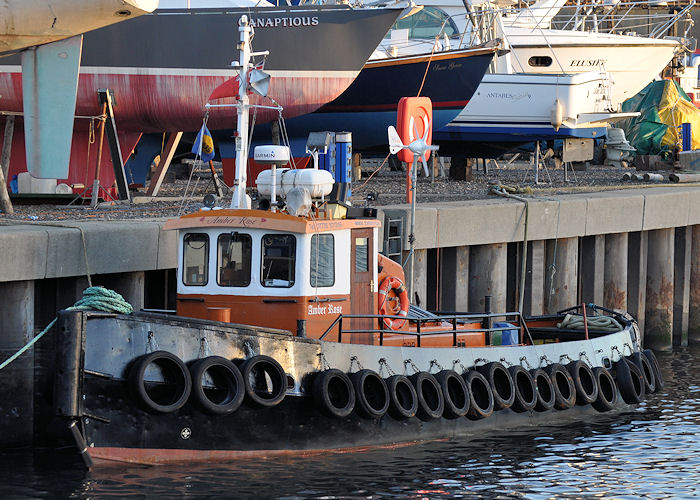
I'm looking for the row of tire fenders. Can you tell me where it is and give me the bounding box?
[126,349,663,419]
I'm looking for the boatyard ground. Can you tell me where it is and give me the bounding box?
[0,158,687,221]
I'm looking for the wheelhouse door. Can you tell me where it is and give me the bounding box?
[350,228,374,344]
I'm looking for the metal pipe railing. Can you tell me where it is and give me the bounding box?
[319,311,529,347]
[547,0,695,39]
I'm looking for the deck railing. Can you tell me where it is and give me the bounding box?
[318,311,535,347]
[545,0,695,40]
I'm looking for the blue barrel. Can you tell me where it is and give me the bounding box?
[493,322,519,346]
[335,131,352,197]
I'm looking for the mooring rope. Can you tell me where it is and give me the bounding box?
[558,313,622,332]
[0,286,133,371]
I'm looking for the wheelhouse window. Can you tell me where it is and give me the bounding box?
[261,234,296,288]
[529,56,553,67]
[217,232,252,287]
[310,234,335,287]
[183,233,209,286]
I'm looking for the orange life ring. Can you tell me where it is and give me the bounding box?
[378,276,409,330]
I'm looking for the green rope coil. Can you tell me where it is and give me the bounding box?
[0,286,133,370]
[71,286,134,315]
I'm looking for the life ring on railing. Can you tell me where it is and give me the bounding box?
[378,276,409,330]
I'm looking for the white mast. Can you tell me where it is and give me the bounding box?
[231,15,252,209]
[202,15,270,209]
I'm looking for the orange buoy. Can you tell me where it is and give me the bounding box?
[396,96,433,164]
[378,276,410,330]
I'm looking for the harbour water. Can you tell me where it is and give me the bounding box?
[1,344,699,499]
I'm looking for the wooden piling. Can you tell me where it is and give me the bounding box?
[604,232,628,311]
[544,238,578,314]
[689,225,700,344]
[469,243,507,313]
[645,228,674,351]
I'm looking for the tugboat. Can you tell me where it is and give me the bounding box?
[53,16,662,468]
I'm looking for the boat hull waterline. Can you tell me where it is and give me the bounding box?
[276,47,496,151]
[434,71,636,155]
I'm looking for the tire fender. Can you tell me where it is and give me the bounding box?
[643,349,664,393]
[351,369,389,419]
[312,369,355,418]
[129,350,191,414]
[410,371,444,421]
[189,356,244,416]
[508,365,537,413]
[566,360,598,406]
[544,363,577,410]
[435,370,470,419]
[591,366,619,412]
[614,357,644,404]
[476,362,515,410]
[530,368,555,412]
[628,352,656,394]
[463,370,494,420]
[239,355,287,408]
[386,374,418,420]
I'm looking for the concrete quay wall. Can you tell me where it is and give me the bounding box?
[0,186,699,446]
[0,219,176,283]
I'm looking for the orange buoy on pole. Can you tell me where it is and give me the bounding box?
[397,97,433,203]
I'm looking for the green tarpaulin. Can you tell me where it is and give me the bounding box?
[617,79,700,156]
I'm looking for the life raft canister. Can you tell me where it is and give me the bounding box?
[378,276,409,330]
[396,96,433,164]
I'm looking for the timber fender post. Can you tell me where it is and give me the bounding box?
[645,229,674,351]
[54,311,85,418]
[689,225,700,344]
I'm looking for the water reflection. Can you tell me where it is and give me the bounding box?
[1,346,699,499]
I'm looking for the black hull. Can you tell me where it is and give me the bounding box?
[81,376,625,465]
[53,310,643,467]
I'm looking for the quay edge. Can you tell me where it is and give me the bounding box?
[1,185,700,447]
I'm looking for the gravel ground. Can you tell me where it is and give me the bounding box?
[0,159,677,222]
[349,159,640,206]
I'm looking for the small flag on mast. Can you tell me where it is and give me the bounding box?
[208,61,266,101]
[192,123,215,162]
[208,77,240,101]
